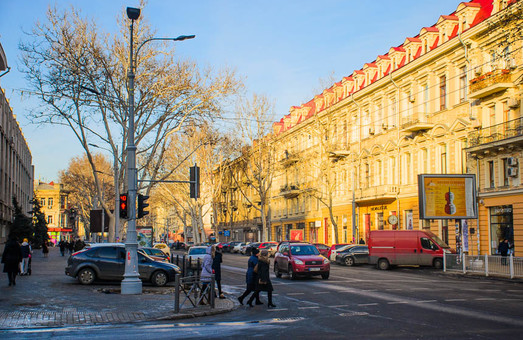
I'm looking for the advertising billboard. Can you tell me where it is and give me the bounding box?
[418,174,477,219]
[137,226,153,247]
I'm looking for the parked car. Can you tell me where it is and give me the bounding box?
[244,242,261,256]
[65,244,180,286]
[139,247,170,263]
[335,245,369,266]
[313,243,330,257]
[233,242,247,253]
[368,230,452,270]
[266,243,278,257]
[274,242,330,280]
[186,246,208,265]
[258,242,278,250]
[327,243,353,261]
[227,241,242,253]
[153,243,171,257]
[239,243,250,255]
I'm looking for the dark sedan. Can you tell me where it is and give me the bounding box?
[335,245,369,266]
[65,244,180,286]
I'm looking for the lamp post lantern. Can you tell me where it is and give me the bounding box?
[121,7,195,295]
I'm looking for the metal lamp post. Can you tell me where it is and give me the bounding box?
[122,7,195,295]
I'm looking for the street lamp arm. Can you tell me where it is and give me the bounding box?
[135,35,196,68]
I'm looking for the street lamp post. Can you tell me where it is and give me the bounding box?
[122,7,195,295]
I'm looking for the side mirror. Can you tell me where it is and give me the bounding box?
[283,251,289,257]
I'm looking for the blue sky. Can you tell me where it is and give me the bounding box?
[0,0,462,181]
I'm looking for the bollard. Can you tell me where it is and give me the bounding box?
[443,252,446,272]
[182,255,186,277]
[510,254,514,279]
[485,254,489,277]
[174,274,180,313]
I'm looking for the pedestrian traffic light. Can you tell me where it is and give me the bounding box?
[137,194,149,218]
[119,193,128,219]
[190,164,200,199]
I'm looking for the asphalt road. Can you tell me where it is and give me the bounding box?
[3,250,523,339]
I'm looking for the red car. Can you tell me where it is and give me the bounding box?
[327,244,353,261]
[274,242,330,280]
[313,243,330,257]
[258,242,278,250]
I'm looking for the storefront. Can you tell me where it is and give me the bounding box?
[489,205,514,255]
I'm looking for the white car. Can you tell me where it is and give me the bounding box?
[330,244,353,262]
[186,246,207,265]
[233,242,246,253]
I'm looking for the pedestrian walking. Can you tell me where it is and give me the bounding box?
[20,238,32,275]
[59,240,65,257]
[42,241,49,258]
[238,248,263,306]
[213,244,225,299]
[1,235,23,286]
[247,249,276,308]
[359,238,365,245]
[498,239,510,265]
[199,245,214,304]
[68,240,74,254]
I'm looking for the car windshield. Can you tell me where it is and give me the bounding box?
[151,249,166,256]
[431,235,450,249]
[189,248,206,255]
[290,245,319,255]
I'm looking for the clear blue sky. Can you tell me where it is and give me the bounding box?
[0,0,461,181]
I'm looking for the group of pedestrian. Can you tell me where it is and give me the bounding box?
[199,244,226,303]
[1,235,32,286]
[58,238,84,257]
[238,248,276,308]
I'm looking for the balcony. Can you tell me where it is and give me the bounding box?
[467,118,523,154]
[280,184,301,198]
[355,185,398,204]
[328,143,351,159]
[469,69,513,99]
[401,116,434,132]
[281,150,299,167]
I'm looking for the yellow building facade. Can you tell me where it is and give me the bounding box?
[213,0,523,257]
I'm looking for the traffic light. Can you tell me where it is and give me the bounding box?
[119,193,128,219]
[137,194,150,218]
[190,165,200,199]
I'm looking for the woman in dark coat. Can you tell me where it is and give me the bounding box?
[212,244,225,298]
[247,249,276,308]
[238,248,262,305]
[2,235,23,286]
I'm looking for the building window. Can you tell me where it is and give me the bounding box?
[47,215,53,224]
[440,144,447,174]
[48,198,53,209]
[490,205,514,255]
[488,161,495,188]
[423,84,429,114]
[502,158,509,186]
[40,198,45,207]
[420,148,428,174]
[439,75,447,110]
[459,66,467,102]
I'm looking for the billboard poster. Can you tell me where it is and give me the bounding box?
[418,174,477,219]
[137,227,153,247]
[290,229,304,241]
[406,211,413,230]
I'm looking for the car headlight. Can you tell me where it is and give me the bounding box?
[294,259,304,265]
[323,257,330,264]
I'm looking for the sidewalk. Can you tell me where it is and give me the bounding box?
[0,247,235,329]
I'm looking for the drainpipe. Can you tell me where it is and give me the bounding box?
[351,92,361,241]
[459,32,475,121]
[389,72,402,229]
[476,157,481,256]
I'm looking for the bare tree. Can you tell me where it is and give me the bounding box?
[231,94,276,241]
[19,5,242,241]
[59,153,114,238]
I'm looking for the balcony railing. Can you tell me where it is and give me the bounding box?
[401,115,433,132]
[355,185,398,203]
[469,68,513,99]
[467,118,523,147]
[281,150,299,167]
[280,184,301,198]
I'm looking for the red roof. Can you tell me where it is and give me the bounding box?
[449,24,460,39]
[391,47,406,52]
[422,27,439,32]
[440,15,459,21]
[414,46,422,59]
[406,37,422,43]
[365,62,377,68]
[377,55,390,60]
[430,36,440,50]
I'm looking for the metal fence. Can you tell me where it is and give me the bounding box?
[174,274,215,313]
[444,253,523,279]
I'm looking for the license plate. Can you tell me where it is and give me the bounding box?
[309,268,320,271]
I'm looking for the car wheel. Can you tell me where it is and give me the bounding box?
[321,272,329,280]
[377,258,390,270]
[77,268,96,285]
[152,271,168,287]
[288,265,296,280]
[344,256,355,266]
[433,258,443,270]
[274,265,282,278]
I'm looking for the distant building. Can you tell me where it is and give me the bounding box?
[34,181,74,244]
[0,41,34,247]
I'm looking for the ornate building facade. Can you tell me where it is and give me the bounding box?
[0,42,34,247]
[214,0,522,256]
[34,181,74,244]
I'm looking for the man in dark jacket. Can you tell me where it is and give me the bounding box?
[498,239,510,265]
[212,244,225,299]
[238,248,262,305]
[2,235,23,286]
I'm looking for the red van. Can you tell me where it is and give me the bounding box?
[368,230,452,270]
